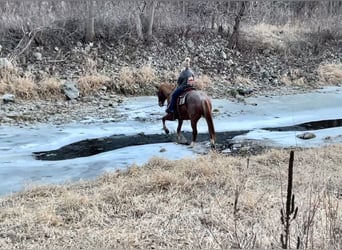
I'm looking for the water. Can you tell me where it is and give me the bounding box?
[1,86,342,196]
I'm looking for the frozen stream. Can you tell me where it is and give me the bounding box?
[1,86,342,196]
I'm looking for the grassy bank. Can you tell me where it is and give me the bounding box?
[1,145,341,248]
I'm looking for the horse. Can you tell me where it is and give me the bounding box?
[156,83,216,148]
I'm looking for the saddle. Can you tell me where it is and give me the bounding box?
[169,87,195,120]
[177,86,196,106]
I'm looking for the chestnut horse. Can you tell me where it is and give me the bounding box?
[156,83,215,148]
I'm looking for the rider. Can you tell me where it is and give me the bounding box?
[166,57,195,114]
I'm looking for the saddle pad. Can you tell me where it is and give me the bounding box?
[178,87,196,106]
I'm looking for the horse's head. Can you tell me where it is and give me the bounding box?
[155,83,174,107]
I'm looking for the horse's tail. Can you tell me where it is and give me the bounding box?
[202,98,216,147]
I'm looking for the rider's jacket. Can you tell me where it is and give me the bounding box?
[177,68,195,89]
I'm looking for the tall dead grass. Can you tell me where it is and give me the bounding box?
[243,22,305,51]
[77,57,111,95]
[0,145,341,249]
[317,63,342,86]
[193,74,212,90]
[116,64,157,95]
[0,66,110,99]
[0,68,64,99]
[243,16,342,53]
[0,59,158,99]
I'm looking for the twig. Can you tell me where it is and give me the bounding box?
[280,150,300,249]
[9,27,43,61]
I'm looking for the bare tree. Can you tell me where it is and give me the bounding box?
[85,0,95,42]
[146,0,157,42]
[229,1,246,50]
[133,0,157,42]
[134,6,144,40]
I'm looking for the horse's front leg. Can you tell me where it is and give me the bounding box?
[162,115,170,134]
[176,120,183,143]
[162,113,175,134]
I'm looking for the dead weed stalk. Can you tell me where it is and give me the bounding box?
[280,150,300,249]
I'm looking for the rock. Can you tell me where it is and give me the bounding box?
[221,51,227,59]
[0,58,13,70]
[61,81,80,100]
[33,52,42,61]
[296,132,316,140]
[187,39,194,49]
[237,88,253,96]
[2,94,15,103]
[227,59,235,66]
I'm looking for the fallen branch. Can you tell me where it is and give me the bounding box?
[8,26,43,61]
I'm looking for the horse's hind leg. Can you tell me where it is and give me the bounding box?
[189,117,200,148]
[176,120,183,143]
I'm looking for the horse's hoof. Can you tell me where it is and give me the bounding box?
[165,129,169,134]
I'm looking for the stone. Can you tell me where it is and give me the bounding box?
[61,81,80,100]
[296,132,316,140]
[33,52,42,61]
[227,59,235,66]
[187,39,194,49]
[221,51,227,60]
[2,94,15,103]
[0,58,13,70]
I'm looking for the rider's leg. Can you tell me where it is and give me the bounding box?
[166,87,183,113]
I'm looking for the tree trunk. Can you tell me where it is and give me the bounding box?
[211,12,216,30]
[85,0,95,42]
[146,0,157,42]
[134,9,144,41]
[229,1,246,50]
[181,1,187,18]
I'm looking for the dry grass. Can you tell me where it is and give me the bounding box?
[36,77,63,98]
[243,22,305,51]
[0,145,341,249]
[118,66,135,88]
[77,57,112,95]
[77,74,111,96]
[234,75,254,87]
[0,68,65,99]
[0,58,112,99]
[0,69,36,99]
[317,63,342,86]
[280,68,308,87]
[193,74,212,90]
[117,64,157,95]
[136,64,157,86]
[160,68,179,83]
[0,63,168,99]
[243,16,342,53]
